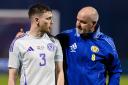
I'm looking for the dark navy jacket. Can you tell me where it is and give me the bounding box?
[56,26,122,85]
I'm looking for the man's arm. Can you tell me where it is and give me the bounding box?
[8,36,21,85]
[107,53,122,85]
[55,61,64,85]
[8,68,17,85]
[105,37,122,85]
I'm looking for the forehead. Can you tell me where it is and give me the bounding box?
[77,12,91,21]
[77,7,98,22]
[77,9,95,22]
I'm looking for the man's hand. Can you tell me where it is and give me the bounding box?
[16,28,24,37]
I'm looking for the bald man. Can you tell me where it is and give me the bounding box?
[56,6,122,85]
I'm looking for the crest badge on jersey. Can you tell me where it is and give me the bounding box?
[91,46,99,53]
[47,43,55,51]
[37,46,44,50]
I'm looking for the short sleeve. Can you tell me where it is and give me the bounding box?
[54,39,63,62]
[8,39,21,69]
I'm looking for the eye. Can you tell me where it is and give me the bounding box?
[81,21,87,24]
[46,17,52,20]
[77,18,87,24]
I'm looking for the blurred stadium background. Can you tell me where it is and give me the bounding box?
[0,0,127,85]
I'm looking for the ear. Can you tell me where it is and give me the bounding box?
[90,22,97,32]
[35,17,39,24]
[92,22,97,28]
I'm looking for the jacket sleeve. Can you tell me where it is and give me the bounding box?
[105,37,122,85]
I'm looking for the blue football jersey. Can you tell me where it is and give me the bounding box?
[56,26,122,85]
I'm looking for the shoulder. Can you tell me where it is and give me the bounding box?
[48,37,62,49]
[99,33,116,50]
[56,28,75,40]
[9,34,27,52]
[50,37,59,43]
[47,34,60,45]
[11,34,28,46]
[55,28,75,47]
[62,28,74,34]
[57,28,74,36]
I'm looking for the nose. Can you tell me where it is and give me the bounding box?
[51,19,53,24]
[76,20,80,26]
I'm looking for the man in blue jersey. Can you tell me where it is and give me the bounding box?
[56,6,122,85]
[16,6,122,85]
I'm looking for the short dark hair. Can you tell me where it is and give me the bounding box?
[28,3,52,19]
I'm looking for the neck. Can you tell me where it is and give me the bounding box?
[29,26,44,37]
[80,32,94,39]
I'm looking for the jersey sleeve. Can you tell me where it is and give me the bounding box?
[105,37,122,85]
[54,39,63,62]
[8,38,21,69]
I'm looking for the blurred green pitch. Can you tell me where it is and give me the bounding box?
[0,74,127,85]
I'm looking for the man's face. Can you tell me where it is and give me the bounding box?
[38,11,53,33]
[76,11,96,34]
